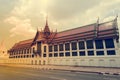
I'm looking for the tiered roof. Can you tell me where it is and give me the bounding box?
[11,39,33,50]
[9,17,119,51]
[52,19,119,43]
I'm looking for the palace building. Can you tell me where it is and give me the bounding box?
[6,17,120,67]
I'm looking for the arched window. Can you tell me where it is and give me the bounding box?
[71,42,77,50]
[65,43,70,50]
[105,38,114,48]
[59,44,63,51]
[86,40,93,49]
[79,41,85,49]
[44,46,46,52]
[49,46,52,52]
[95,40,103,49]
[54,45,58,51]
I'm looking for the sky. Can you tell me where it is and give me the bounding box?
[0,0,120,49]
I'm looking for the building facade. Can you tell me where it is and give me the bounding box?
[6,17,120,67]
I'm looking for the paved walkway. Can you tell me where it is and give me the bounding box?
[0,64,120,75]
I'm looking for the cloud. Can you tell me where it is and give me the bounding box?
[42,0,120,32]
[4,0,120,36]
[4,16,35,37]
[4,0,37,37]
[48,0,102,20]
[4,0,53,37]
[10,0,50,18]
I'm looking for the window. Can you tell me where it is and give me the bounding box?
[105,38,114,48]
[79,41,85,49]
[79,51,85,56]
[88,51,94,56]
[49,53,52,57]
[49,46,52,52]
[107,50,116,55]
[65,43,70,50]
[27,55,29,58]
[32,55,34,58]
[96,51,104,55]
[44,46,46,52]
[27,49,29,54]
[59,53,64,57]
[33,47,35,53]
[54,53,58,57]
[65,52,70,56]
[95,40,103,49]
[43,54,46,57]
[71,42,77,50]
[59,44,63,51]
[86,40,93,49]
[72,52,77,56]
[54,45,58,51]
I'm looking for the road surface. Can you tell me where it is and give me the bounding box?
[0,66,119,80]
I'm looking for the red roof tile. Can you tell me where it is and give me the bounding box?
[10,18,119,50]
[56,23,95,38]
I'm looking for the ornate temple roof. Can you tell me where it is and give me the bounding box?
[56,23,96,38]
[9,16,119,51]
[51,17,119,43]
[44,19,50,33]
[11,39,33,50]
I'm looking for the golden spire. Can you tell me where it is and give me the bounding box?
[44,15,50,39]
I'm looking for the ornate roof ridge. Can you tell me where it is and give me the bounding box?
[58,18,117,33]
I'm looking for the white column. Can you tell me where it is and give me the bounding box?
[84,40,88,56]
[113,39,118,49]
[51,44,54,65]
[103,40,107,56]
[58,44,59,57]
[77,41,79,56]
[70,42,72,57]
[46,44,49,65]
[63,43,65,57]
[52,44,54,57]
[113,39,119,55]
[46,44,49,57]
[93,40,96,56]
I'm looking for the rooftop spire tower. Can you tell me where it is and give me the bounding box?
[44,16,50,39]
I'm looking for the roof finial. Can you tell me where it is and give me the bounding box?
[97,17,99,23]
[44,14,50,39]
[46,15,48,26]
[44,15,50,32]
[114,14,118,21]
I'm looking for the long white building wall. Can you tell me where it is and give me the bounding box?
[47,56,120,67]
[1,56,120,67]
[1,39,120,68]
